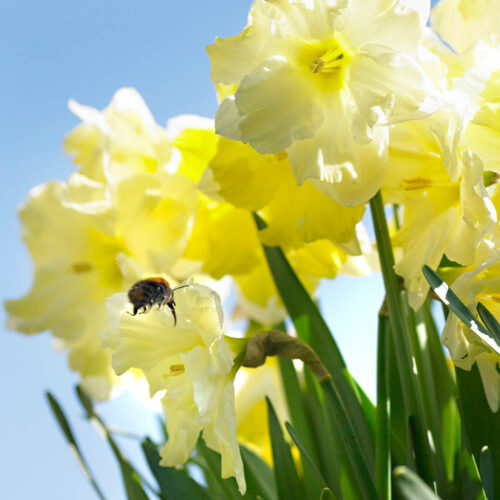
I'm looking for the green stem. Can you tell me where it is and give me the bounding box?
[376,314,391,500]
[369,191,435,487]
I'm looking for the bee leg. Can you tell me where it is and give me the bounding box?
[167,302,177,326]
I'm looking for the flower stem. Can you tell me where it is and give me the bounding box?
[369,191,436,487]
[376,313,391,500]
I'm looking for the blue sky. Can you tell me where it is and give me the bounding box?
[0,0,444,497]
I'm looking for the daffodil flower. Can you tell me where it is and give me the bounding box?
[102,283,247,494]
[440,246,500,412]
[384,102,496,310]
[65,88,216,185]
[208,0,439,206]
[199,137,365,250]
[5,170,198,399]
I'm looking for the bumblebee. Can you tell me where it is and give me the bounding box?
[127,277,188,326]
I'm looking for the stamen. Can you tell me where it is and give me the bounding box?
[310,46,345,74]
[163,364,185,379]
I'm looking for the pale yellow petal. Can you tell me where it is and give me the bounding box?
[184,196,261,279]
[234,57,324,154]
[201,138,287,211]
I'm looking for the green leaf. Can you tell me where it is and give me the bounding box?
[301,374,348,499]
[477,302,500,346]
[285,422,328,490]
[277,358,328,498]
[438,255,464,268]
[193,439,241,500]
[321,379,378,499]
[240,445,277,500]
[456,365,500,497]
[266,398,304,500]
[253,213,375,473]
[480,446,494,500]
[422,266,500,355]
[75,386,149,500]
[393,466,440,499]
[142,438,212,500]
[320,488,337,500]
[45,392,106,500]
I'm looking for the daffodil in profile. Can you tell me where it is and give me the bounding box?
[64,88,216,185]
[384,100,496,310]
[102,282,247,493]
[208,0,439,206]
[439,245,500,412]
[199,137,365,250]
[5,170,198,399]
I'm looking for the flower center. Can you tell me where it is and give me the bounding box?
[298,36,351,91]
[309,45,346,74]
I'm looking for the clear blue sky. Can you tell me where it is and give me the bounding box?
[1,1,449,497]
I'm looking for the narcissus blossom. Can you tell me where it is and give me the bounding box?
[440,245,500,412]
[384,103,496,310]
[199,137,365,250]
[102,283,246,493]
[208,0,439,206]
[65,88,215,185]
[5,170,198,399]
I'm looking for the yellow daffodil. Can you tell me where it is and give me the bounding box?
[65,88,216,185]
[431,0,500,54]
[5,170,198,399]
[440,245,500,411]
[102,283,246,493]
[207,0,439,206]
[384,102,496,310]
[183,193,262,279]
[200,137,365,250]
[64,88,172,183]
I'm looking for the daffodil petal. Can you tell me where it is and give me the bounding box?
[234,57,324,154]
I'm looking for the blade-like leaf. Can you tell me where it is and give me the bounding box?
[321,378,379,499]
[45,392,106,500]
[240,445,277,500]
[320,488,337,500]
[456,365,500,497]
[285,422,328,490]
[480,446,494,500]
[266,398,304,500]
[393,466,440,500]
[477,303,500,346]
[193,439,241,500]
[75,386,149,500]
[142,438,212,500]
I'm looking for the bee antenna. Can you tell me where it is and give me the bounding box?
[172,284,191,293]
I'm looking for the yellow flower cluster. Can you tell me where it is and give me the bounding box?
[5,85,369,483]
[9,0,500,488]
[206,0,500,409]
